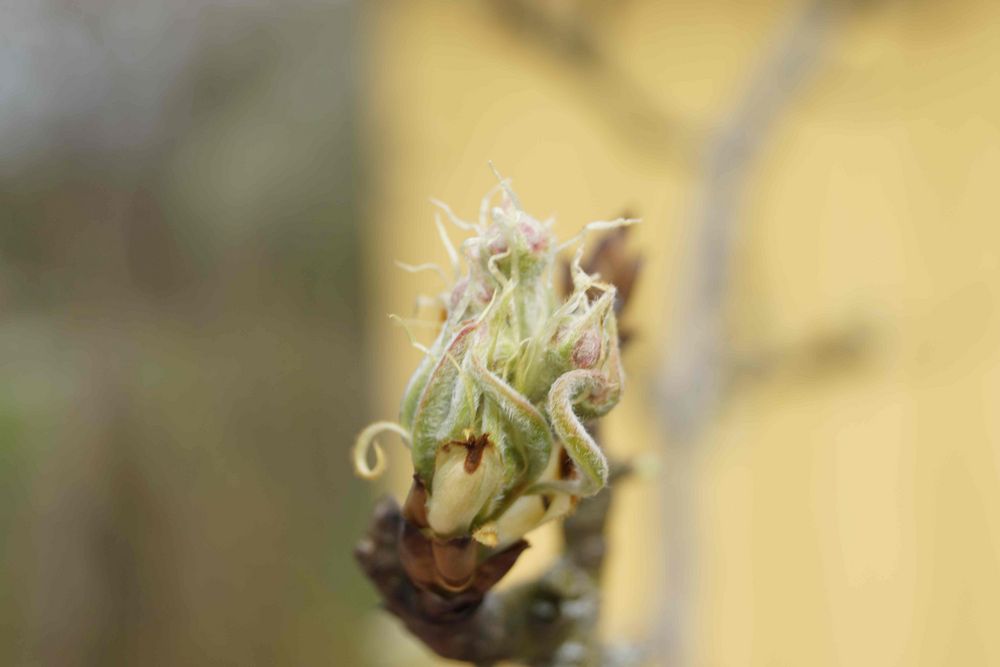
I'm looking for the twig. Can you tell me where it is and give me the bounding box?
[356,229,644,665]
[355,463,631,665]
[656,2,840,664]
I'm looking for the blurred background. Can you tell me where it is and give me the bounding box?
[2,0,999,665]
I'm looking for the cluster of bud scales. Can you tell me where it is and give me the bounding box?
[354,170,634,555]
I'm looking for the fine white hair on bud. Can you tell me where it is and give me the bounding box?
[353,167,637,546]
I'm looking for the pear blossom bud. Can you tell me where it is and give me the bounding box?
[353,172,636,554]
[572,328,602,369]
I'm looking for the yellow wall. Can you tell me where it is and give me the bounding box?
[363,1,1000,664]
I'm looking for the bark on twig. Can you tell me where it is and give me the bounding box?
[354,473,627,666]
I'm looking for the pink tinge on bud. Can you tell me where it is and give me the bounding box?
[477,284,495,304]
[449,276,494,311]
[518,220,550,254]
[449,277,469,310]
[572,329,601,368]
[487,233,508,255]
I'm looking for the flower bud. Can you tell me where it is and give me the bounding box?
[477,445,579,550]
[426,433,503,538]
[353,173,636,555]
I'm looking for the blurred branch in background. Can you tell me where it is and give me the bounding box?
[485,0,702,167]
[0,1,373,665]
[656,2,850,664]
[661,0,841,439]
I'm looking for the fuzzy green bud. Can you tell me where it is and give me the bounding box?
[353,173,636,546]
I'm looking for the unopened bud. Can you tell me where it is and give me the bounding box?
[353,171,636,556]
[426,433,502,538]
